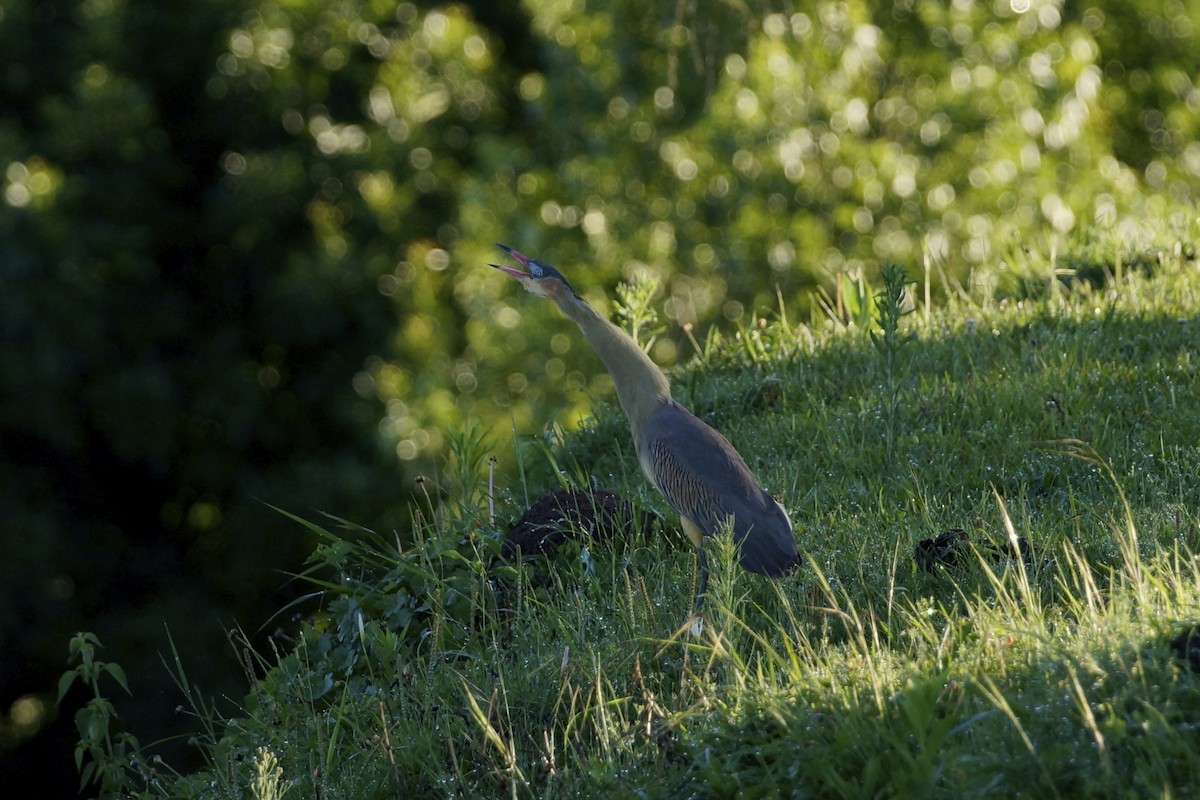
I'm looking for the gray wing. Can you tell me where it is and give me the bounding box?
[639,400,798,576]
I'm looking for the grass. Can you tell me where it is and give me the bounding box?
[64,221,1200,798]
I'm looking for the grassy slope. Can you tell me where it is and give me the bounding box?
[548,253,1200,798]
[151,239,1199,799]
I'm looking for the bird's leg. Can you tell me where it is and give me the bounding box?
[683,548,709,637]
[693,547,709,612]
[679,518,709,614]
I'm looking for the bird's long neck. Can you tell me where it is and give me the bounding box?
[554,293,671,438]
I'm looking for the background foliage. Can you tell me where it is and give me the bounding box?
[0,0,1197,793]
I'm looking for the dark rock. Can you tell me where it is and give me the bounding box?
[503,488,644,560]
[915,528,1035,574]
[1170,624,1200,673]
[984,535,1034,565]
[916,528,970,573]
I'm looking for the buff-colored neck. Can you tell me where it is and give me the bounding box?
[552,291,671,438]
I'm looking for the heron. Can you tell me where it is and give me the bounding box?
[490,244,799,609]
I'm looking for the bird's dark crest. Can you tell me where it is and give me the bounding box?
[529,259,566,282]
[523,258,575,293]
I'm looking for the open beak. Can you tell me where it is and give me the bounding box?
[489,243,531,278]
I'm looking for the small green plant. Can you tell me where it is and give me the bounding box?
[871,262,916,468]
[443,419,497,523]
[732,316,774,367]
[704,521,743,636]
[58,632,159,796]
[816,269,877,328]
[613,273,665,352]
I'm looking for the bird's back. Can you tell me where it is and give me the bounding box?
[637,400,799,577]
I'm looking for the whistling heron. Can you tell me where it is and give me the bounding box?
[490,244,799,608]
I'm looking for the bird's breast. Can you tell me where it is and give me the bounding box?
[635,441,660,491]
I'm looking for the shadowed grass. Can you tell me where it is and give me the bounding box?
[65,227,1200,798]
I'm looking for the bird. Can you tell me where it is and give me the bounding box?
[489,243,799,609]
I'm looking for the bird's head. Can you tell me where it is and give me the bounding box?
[489,244,580,302]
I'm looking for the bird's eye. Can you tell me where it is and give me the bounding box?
[531,264,543,277]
